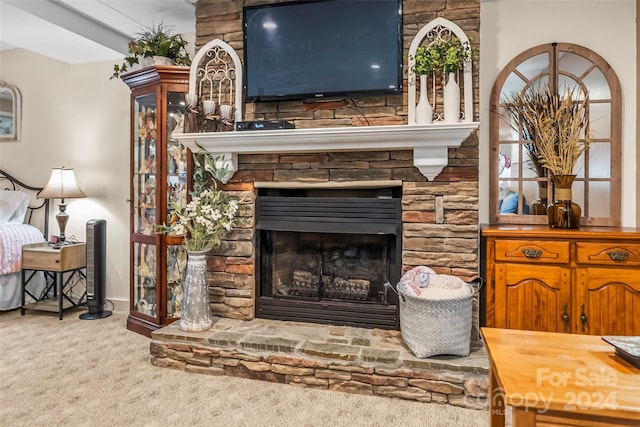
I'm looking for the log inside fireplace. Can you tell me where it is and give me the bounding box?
[256,187,401,329]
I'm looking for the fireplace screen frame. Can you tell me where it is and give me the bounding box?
[255,189,401,329]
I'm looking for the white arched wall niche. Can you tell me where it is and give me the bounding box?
[188,38,243,124]
[407,17,473,125]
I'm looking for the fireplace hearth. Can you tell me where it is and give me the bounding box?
[256,187,402,329]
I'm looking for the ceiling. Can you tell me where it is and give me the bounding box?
[0,0,196,64]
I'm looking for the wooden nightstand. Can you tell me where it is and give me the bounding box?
[21,242,87,319]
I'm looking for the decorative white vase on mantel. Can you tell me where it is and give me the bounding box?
[415,74,433,125]
[443,72,460,123]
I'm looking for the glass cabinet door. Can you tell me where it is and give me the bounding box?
[166,92,188,230]
[166,245,187,318]
[133,93,157,235]
[132,93,157,317]
[133,242,157,316]
[165,91,188,319]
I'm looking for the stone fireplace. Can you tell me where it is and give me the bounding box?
[158,127,487,409]
[155,0,485,407]
[174,126,481,333]
[174,0,481,329]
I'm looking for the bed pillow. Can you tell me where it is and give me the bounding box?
[0,190,30,224]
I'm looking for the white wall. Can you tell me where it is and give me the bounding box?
[0,49,131,309]
[480,0,637,226]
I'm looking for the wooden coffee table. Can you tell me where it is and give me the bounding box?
[481,327,640,426]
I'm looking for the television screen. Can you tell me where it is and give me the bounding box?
[243,0,403,102]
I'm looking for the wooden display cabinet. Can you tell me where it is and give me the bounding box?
[123,66,191,337]
[481,225,640,335]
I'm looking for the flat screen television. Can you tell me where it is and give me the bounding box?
[243,0,403,102]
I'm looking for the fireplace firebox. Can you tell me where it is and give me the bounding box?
[256,187,401,329]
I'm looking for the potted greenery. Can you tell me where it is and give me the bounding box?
[411,39,472,78]
[440,39,471,122]
[442,39,472,74]
[410,45,442,77]
[410,39,472,123]
[410,45,439,124]
[111,23,191,79]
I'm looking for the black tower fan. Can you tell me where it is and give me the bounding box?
[80,219,112,319]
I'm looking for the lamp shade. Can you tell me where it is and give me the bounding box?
[39,167,87,200]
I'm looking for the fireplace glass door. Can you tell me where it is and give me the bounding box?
[263,231,392,303]
[256,190,402,329]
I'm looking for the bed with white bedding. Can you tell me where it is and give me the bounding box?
[0,170,49,310]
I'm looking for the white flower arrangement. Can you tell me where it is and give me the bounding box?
[157,146,240,252]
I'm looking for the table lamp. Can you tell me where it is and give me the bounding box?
[38,167,86,246]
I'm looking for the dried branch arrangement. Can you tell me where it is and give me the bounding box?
[502,86,590,176]
[502,89,547,178]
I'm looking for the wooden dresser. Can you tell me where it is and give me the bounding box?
[481,225,640,335]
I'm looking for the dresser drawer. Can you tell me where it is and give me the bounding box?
[576,242,640,267]
[22,250,62,270]
[494,240,570,264]
[22,243,86,271]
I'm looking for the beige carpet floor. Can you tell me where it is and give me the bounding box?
[0,308,488,427]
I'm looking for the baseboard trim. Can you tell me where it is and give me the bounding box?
[106,298,128,313]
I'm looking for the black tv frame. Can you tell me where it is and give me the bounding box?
[242,0,403,103]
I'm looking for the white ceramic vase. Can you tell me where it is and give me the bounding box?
[179,250,213,332]
[415,74,432,125]
[443,72,460,123]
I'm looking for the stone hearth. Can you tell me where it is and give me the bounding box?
[150,316,489,410]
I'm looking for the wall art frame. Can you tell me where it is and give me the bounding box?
[0,81,22,142]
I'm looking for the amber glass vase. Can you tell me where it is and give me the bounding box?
[547,175,581,229]
[530,181,548,215]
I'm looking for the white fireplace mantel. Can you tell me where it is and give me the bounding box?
[172,123,479,182]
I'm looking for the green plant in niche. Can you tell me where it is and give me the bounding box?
[411,38,473,77]
[442,38,472,73]
[410,45,442,76]
[111,23,192,79]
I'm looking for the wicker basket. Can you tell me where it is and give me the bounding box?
[387,277,478,358]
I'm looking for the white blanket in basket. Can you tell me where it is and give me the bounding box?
[398,266,470,299]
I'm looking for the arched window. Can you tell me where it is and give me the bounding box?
[490,43,622,226]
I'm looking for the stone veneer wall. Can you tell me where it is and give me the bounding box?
[195,0,481,324]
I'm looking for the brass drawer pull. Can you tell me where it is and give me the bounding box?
[607,251,629,262]
[580,304,588,333]
[561,304,569,333]
[522,248,542,259]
